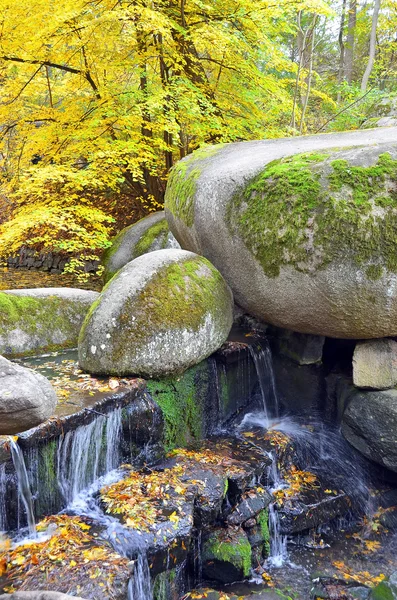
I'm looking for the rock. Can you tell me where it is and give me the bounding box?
[102,211,180,283]
[227,489,272,526]
[278,491,351,534]
[202,527,252,584]
[0,355,57,434]
[369,571,397,599]
[79,249,233,377]
[349,588,371,600]
[269,326,325,365]
[379,507,397,530]
[353,340,397,390]
[0,594,87,600]
[342,388,397,472]
[0,288,99,357]
[164,127,397,339]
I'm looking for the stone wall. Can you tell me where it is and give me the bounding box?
[6,247,99,274]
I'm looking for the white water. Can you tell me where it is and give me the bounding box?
[9,438,36,537]
[127,553,153,600]
[248,343,278,425]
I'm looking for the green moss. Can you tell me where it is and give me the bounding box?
[153,569,177,600]
[227,151,397,278]
[0,293,90,357]
[117,256,230,349]
[166,145,223,227]
[366,264,384,281]
[146,362,209,451]
[369,581,396,600]
[205,530,252,578]
[133,219,169,259]
[257,509,270,556]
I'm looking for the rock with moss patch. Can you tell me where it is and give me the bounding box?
[0,355,57,434]
[102,212,180,283]
[369,571,397,599]
[0,288,99,357]
[202,527,252,584]
[353,339,397,390]
[165,128,397,338]
[79,249,233,377]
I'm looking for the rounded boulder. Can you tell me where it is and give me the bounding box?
[165,128,397,338]
[78,249,233,377]
[0,355,57,434]
[102,211,180,283]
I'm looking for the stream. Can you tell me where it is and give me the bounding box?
[2,340,396,599]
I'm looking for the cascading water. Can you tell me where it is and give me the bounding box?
[9,438,36,537]
[248,342,278,423]
[127,553,153,600]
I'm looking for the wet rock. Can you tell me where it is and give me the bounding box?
[349,588,371,600]
[278,491,350,534]
[353,340,397,390]
[269,326,325,365]
[379,507,397,530]
[378,489,397,509]
[79,249,233,377]
[0,288,99,357]
[369,571,397,599]
[227,489,272,526]
[102,211,180,283]
[0,355,57,434]
[202,527,252,584]
[165,129,397,339]
[342,389,397,472]
[0,594,87,600]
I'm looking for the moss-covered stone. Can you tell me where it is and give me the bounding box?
[202,527,252,583]
[257,508,271,556]
[165,145,223,227]
[0,289,98,357]
[227,151,397,278]
[102,212,179,283]
[146,362,210,451]
[79,250,233,378]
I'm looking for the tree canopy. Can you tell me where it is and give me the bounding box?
[0,0,396,274]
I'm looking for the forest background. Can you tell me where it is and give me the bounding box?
[0,0,396,276]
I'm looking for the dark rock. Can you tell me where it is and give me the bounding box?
[342,388,397,472]
[227,489,272,526]
[278,492,351,534]
[0,594,87,600]
[269,325,324,365]
[379,507,397,530]
[378,489,397,508]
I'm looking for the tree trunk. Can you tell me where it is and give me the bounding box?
[344,0,357,84]
[337,0,347,102]
[361,0,381,91]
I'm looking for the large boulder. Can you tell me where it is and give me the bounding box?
[79,249,233,377]
[0,288,99,357]
[342,388,397,472]
[0,355,57,433]
[102,211,180,283]
[165,127,397,338]
[353,339,397,389]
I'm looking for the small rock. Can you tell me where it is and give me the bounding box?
[269,326,325,365]
[353,339,397,390]
[0,355,57,434]
[227,489,272,526]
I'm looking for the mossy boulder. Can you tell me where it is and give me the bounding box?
[165,128,397,338]
[0,355,57,434]
[0,288,99,357]
[369,571,397,599]
[202,527,252,584]
[102,211,180,283]
[78,249,233,377]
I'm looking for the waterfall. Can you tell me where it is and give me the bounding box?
[57,408,122,505]
[266,452,287,567]
[248,342,278,423]
[9,438,36,537]
[0,464,8,532]
[127,553,153,600]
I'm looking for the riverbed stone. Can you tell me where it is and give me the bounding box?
[79,249,233,377]
[0,288,99,357]
[353,339,397,390]
[102,211,180,283]
[342,388,397,472]
[269,326,325,365]
[202,527,252,584]
[0,355,57,434]
[165,128,397,339]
